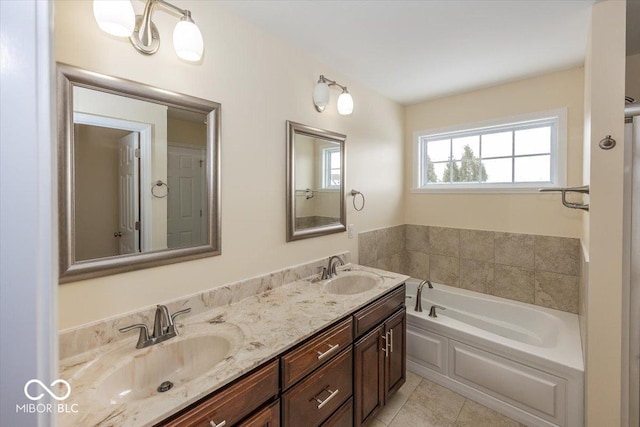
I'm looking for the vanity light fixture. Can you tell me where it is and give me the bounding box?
[313,75,354,116]
[93,0,204,62]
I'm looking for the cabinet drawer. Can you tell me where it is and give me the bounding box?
[321,397,353,427]
[353,285,405,338]
[281,317,353,390]
[282,348,353,427]
[238,400,280,427]
[162,360,279,427]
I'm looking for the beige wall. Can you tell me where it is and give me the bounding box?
[55,1,404,329]
[74,86,169,250]
[582,1,627,425]
[404,68,584,238]
[167,117,207,147]
[74,124,122,260]
[627,53,640,101]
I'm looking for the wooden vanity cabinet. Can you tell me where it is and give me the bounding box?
[158,284,405,427]
[353,290,406,427]
[159,360,279,427]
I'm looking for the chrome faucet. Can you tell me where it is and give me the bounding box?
[119,305,191,349]
[321,255,345,280]
[414,280,432,312]
[428,305,446,318]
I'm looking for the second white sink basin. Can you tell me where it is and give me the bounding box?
[95,334,232,404]
[324,271,382,295]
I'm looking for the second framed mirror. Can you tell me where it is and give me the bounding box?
[286,121,346,241]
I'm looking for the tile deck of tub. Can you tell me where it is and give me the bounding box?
[366,371,526,427]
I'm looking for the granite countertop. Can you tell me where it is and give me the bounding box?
[59,264,409,427]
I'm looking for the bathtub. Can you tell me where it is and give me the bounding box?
[405,279,584,427]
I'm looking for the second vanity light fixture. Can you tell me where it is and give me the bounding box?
[93,0,204,62]
[313,75,354,116]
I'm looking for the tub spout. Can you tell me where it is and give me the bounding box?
[428,305,446,318]
[415,280,432,312]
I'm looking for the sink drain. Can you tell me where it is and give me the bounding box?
[157,381,174,393]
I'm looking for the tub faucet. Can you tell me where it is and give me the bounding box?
[415,280,432,312]
[428,305,446,318]
[322,255,345,279]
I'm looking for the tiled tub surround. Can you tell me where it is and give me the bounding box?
[359,225,581,314]
[58,261,409,427]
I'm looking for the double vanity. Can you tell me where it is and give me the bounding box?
[59,264,408,427]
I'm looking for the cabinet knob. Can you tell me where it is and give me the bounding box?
[314,388,339,409]
[316,343,339,360]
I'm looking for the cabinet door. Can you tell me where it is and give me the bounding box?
[385,309,406,399]
[354,325,385,426]
[238,400,280,427]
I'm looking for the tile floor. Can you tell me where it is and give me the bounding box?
[366,371,526,427]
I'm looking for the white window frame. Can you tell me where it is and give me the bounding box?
[412,108,567,193]
[322,146,341,189]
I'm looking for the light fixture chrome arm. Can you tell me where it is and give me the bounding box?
[318,75,349,93]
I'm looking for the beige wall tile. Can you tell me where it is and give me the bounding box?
[358,231,378,266]
[430,254,459,287]
[495,232,534,269]
[430,227,460,257]
[460,229,494,262]
[535,270,579,313]
[493,265,535,303]
[534,235,580,276]
[459,259,494,293]
[406,251,430,280]
[377,225,405,259]
[406,224,429,253]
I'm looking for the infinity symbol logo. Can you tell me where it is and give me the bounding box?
[24,379,71,401]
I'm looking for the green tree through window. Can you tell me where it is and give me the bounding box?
[443,145,487,182]
[425,155,438,183]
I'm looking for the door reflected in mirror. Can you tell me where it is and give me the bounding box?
[286,121,346,241]
[72,86,209,261]
[58,64,221,282]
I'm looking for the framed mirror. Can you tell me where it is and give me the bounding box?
[57,64,221,283]
[286,121,346,241]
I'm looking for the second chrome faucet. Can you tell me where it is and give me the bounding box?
[119,305,191,349]
[320,255,345,280]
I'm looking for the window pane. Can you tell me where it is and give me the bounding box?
[514,155,550,182]
[426,138,451,162]
[432,162,447,183]
[482,158,512,183]
[515,127,551,155]
[452,136,479,161]
[481,131,512,158]
[330,151,340,168]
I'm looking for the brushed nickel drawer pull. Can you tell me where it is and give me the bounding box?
[209,420,226,427]
[389,329,394,353]
[314,388,339,409]
[316,343,339,360]
[381,334,388,358]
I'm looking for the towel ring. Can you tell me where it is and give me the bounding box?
[151,180,169,198]
[350,189,365,211]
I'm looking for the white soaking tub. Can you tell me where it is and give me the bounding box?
[405,278,584,427]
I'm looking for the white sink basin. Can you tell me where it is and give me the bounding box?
[96,334,232,404]
[324,271,382,295]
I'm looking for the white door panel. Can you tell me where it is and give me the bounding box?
[118,132,139,255]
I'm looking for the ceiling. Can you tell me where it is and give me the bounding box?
[218,0,597,105]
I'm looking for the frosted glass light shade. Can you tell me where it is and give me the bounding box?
[337,92,354,116]
[313,82,330,112]
[93,0,135,37]
[173,20,204,62]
